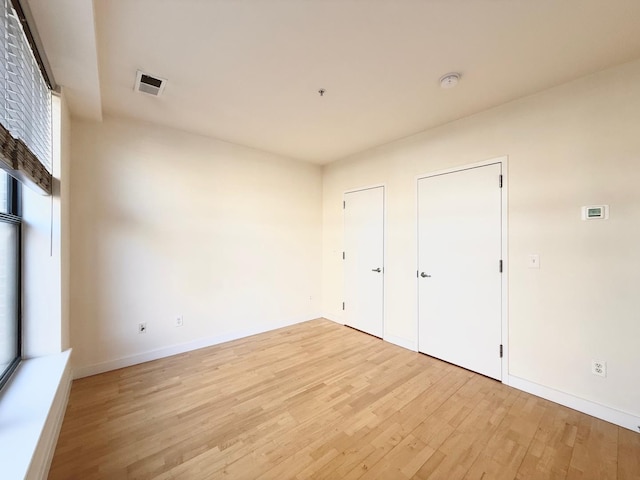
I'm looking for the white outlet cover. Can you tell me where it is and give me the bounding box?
[528,254,540,269]
[591,360,606,377]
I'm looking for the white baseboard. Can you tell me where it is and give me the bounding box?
[73,316,319,379]
[507,375,640,433]
[384,333,417,352]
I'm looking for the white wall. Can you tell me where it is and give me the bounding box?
[59,91,72,352]
[70,116,322,374]
[322,59,640,420]
[22,93,71,357]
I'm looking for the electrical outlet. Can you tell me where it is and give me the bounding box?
[138,322,147,334]
[175,316,183,327]
[591,360,606,377]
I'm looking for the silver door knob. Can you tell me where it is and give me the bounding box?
[420,272,431,278]
[372,268,382,273]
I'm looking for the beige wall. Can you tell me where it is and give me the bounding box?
[322,59,640,418]
[69,117,322,372]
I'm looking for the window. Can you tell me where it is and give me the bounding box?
[0,0,53,194]
[0,0,53,388]
[1,0,52,169]
[0,171,20,388]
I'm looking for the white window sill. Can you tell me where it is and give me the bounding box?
[0,350,71,480]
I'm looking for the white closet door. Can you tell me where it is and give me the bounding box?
[344,187,384,338]
[418,164,502,379]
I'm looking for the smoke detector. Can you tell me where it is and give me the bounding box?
[135,70,167,96]
[439,72,461,89]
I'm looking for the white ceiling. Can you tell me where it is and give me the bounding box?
[26,0,102,121]
[28,0,640,164]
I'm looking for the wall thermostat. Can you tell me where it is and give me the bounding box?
[581,205,608,220]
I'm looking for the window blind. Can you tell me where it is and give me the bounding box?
[0,0,51,194]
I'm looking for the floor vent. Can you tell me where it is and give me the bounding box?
[134,70,166,96]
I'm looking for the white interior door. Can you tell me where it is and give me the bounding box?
[344,187,384,338]
[418,164,502,380]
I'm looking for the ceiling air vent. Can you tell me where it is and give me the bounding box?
[135,70,167,96]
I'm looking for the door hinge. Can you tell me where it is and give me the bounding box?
[342,302,345,310]
[342,251,345,260]
[343,201,346,209]
[499,175,503,188]
[499,260,503,273]
[499,344,503,358]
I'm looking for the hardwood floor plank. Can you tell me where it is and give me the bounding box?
[414,378,519,479]
[618,427,640,480]
[462,394,548,480]
[566,414,619,480]
[49,319,640,480]
[513,402,582,480]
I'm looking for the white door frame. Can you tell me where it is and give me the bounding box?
[416,156,508,383]
[343,184,386,337]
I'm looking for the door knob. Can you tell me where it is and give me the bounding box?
[420,272,431,278]
[371,268,382,273]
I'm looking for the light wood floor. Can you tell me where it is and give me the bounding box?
[50,319,639,480]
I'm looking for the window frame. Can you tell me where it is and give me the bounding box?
[0,174,21,390]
